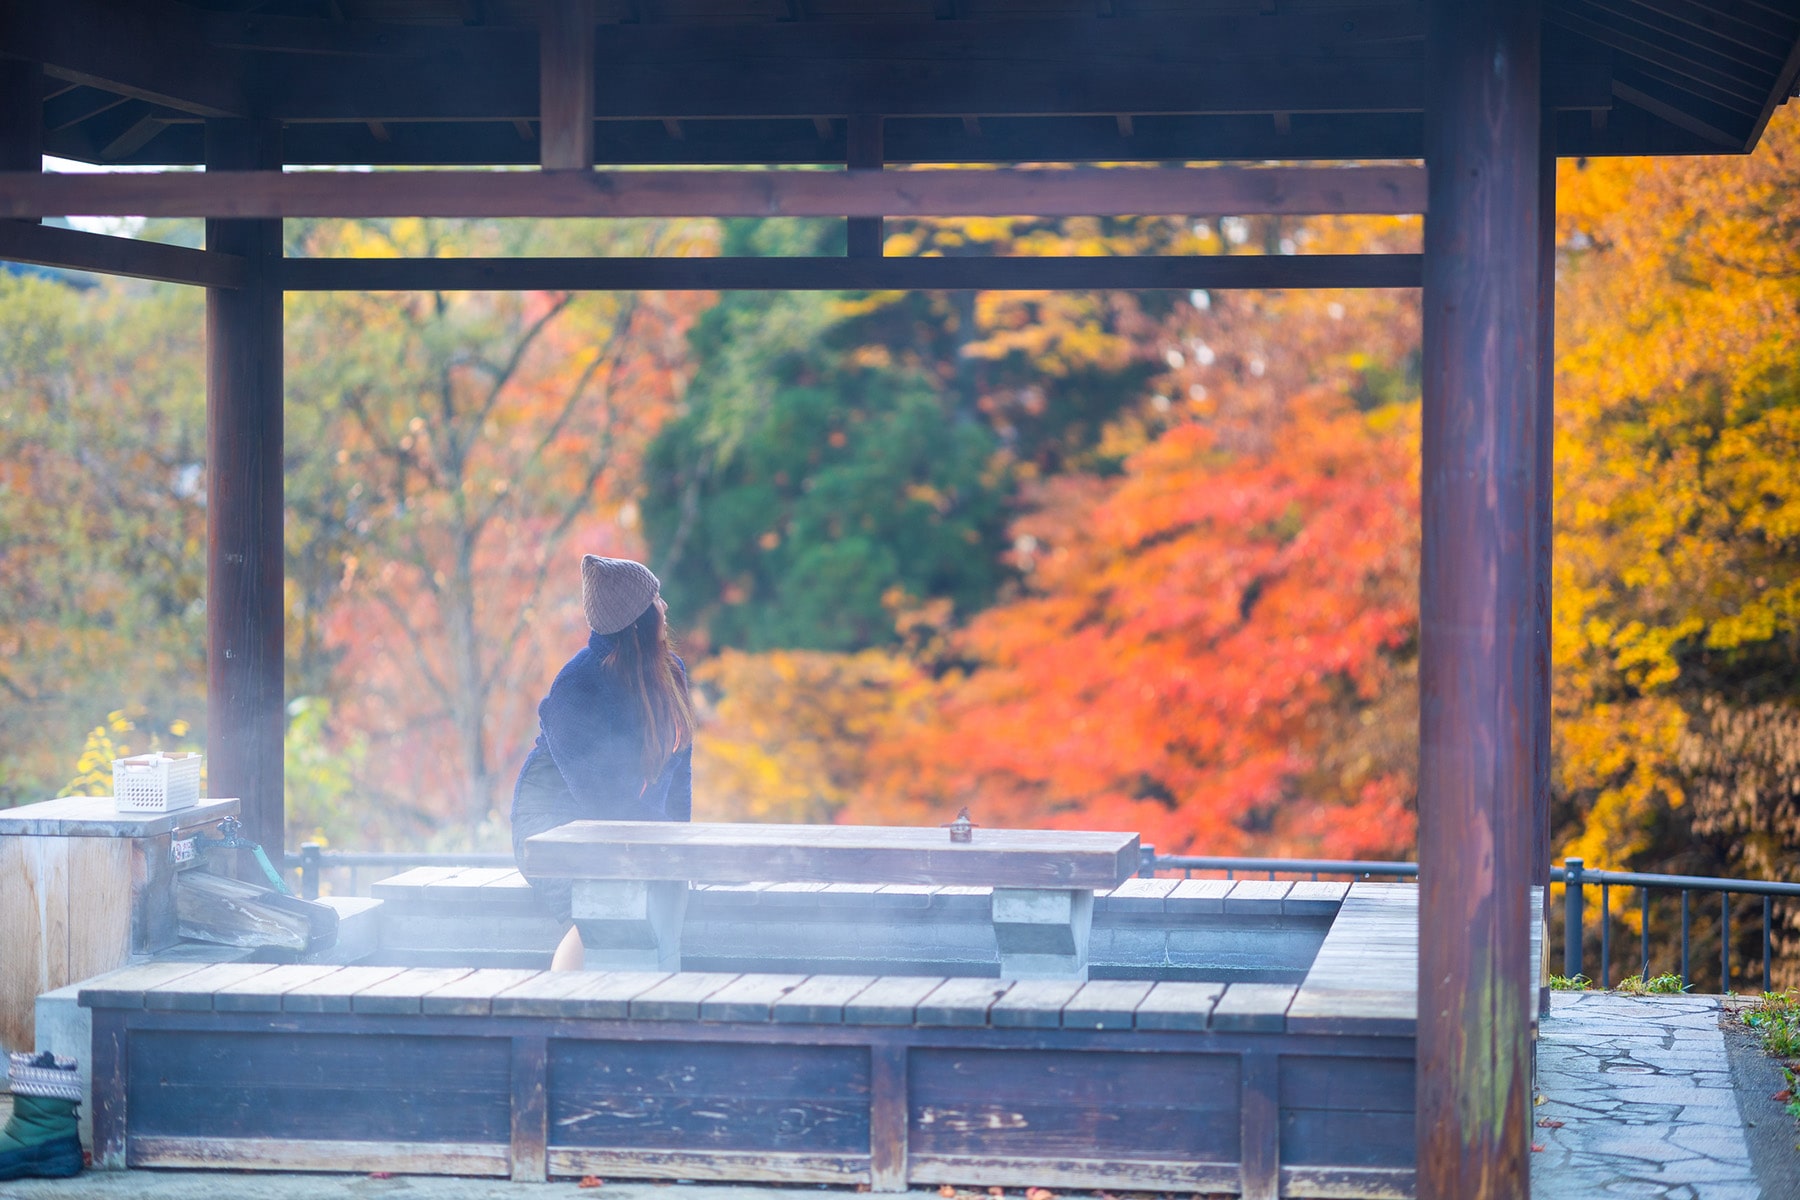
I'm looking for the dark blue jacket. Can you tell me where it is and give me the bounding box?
[514,631,693,825]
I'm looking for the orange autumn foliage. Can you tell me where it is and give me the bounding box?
[841,282,1424,857]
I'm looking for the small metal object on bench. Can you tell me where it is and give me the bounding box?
[524,820,1139,978]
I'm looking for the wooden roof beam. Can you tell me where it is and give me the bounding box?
[539,0,595,170]
[0,0,248,118]
[0,220,247,288]
[280,253,1423,293]
[0,164,1429,221]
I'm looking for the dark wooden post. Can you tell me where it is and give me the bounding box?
[1534,108,1557,1017]
[0,59,42,177]
[205,119,286,857]
[1417,0,1542,1196]
[539,0,595,171]
[847,115,884,258]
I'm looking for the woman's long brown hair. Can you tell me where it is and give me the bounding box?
[602,600,696,784]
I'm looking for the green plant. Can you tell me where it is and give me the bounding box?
[1743,990,1800,1060]
[1549,974,1592,991]
[1615,972,1688,995]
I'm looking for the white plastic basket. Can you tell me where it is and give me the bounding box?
[112,752,202,813]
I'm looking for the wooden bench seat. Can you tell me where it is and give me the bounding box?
[522,821,1141,979]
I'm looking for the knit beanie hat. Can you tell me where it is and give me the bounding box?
[581,555,661,635]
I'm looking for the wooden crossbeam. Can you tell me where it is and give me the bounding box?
[278,253,1422,293]
[0,221,248,287]
[0,166,1427,220]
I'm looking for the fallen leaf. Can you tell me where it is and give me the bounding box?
[1773,1089,1793,1103]
[940,1187,958,1198]
[579,1177,604,1190]
[856,1186,871,1194]
[368,1172,393,1180]
[1026,1188,1056,1200]
[989,1189,1005,1197]
[1531,1144,1545,1153]
[1536,1118,1564,1129]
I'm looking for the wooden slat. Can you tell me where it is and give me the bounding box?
[349,968,475,1014]
[554,971,669,1019]
[78,961,215,1009]
[628,972,742,1020]
[1209,983,1296,1032]
[914,978,1013,1027]
[1098,877,1178,912]
[988,978,1086,1029]
[868,1043,908,1193]
[771,975,878,1025]
[1283,881,1351,915]
[843,976,946,1026]
[423,969,543,1016]
[1223,880,1293,914]
[282,253,1424,295]
[525,821,1139,890]
[0,220,247,288]
[127,1136,510,1176]
[908,1154,1240,1193]
[142,963,278,1011]
[1060,979,1154,1030]
[371,866,467,900]
[211,964,343,1013]
[0,166,1428,221]
[1132,981,1226,1032]
[280,966,407,1014]
[698,973,808,1022]
[1165,878,1233,914]
[488,970,599,1018]
[1240,1051,1280,1200]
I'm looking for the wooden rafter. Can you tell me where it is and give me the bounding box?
[278,253,1423,293]
[0,165,1428,221]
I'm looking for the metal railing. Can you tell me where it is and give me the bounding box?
[1142,849,1798,994]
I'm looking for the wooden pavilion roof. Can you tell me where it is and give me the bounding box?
[7,0,1799,169]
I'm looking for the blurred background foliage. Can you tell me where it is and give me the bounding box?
[0,115,1796,984]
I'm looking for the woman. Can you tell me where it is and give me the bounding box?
[511,554,695,970]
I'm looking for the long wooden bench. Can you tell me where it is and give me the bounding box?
[522,821,1141,979]
[79,950,1417,1199]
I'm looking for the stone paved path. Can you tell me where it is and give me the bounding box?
[1532,991,1762,1200]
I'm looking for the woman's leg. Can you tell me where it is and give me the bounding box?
[551,925,585,972]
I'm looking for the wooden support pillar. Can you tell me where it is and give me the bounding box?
[539,0,595,171]
[847,115,883,258]
[205,119,285,859]
[1417,0,1541,1197]
[1534,109,1558,1018]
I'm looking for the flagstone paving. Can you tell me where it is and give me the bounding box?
[1531,991,1768,1200]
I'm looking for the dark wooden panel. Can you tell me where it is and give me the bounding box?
[1240,1052,1279,1200]
[1281,1108,1417,1169]
[1280,1055,1415,1114]
[0,167,1424,222]
[89,1009,129,1170]
[908,1049,1238,1162]
[548,1041,870,1154]
[127,1031,511,1143]
[281,253,1424,295]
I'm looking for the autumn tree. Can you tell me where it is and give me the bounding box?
[285,217,713,840]
[1550,107,1800,975]
[0,271,207,806]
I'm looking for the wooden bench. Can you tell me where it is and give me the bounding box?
[522,821,1140,979]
